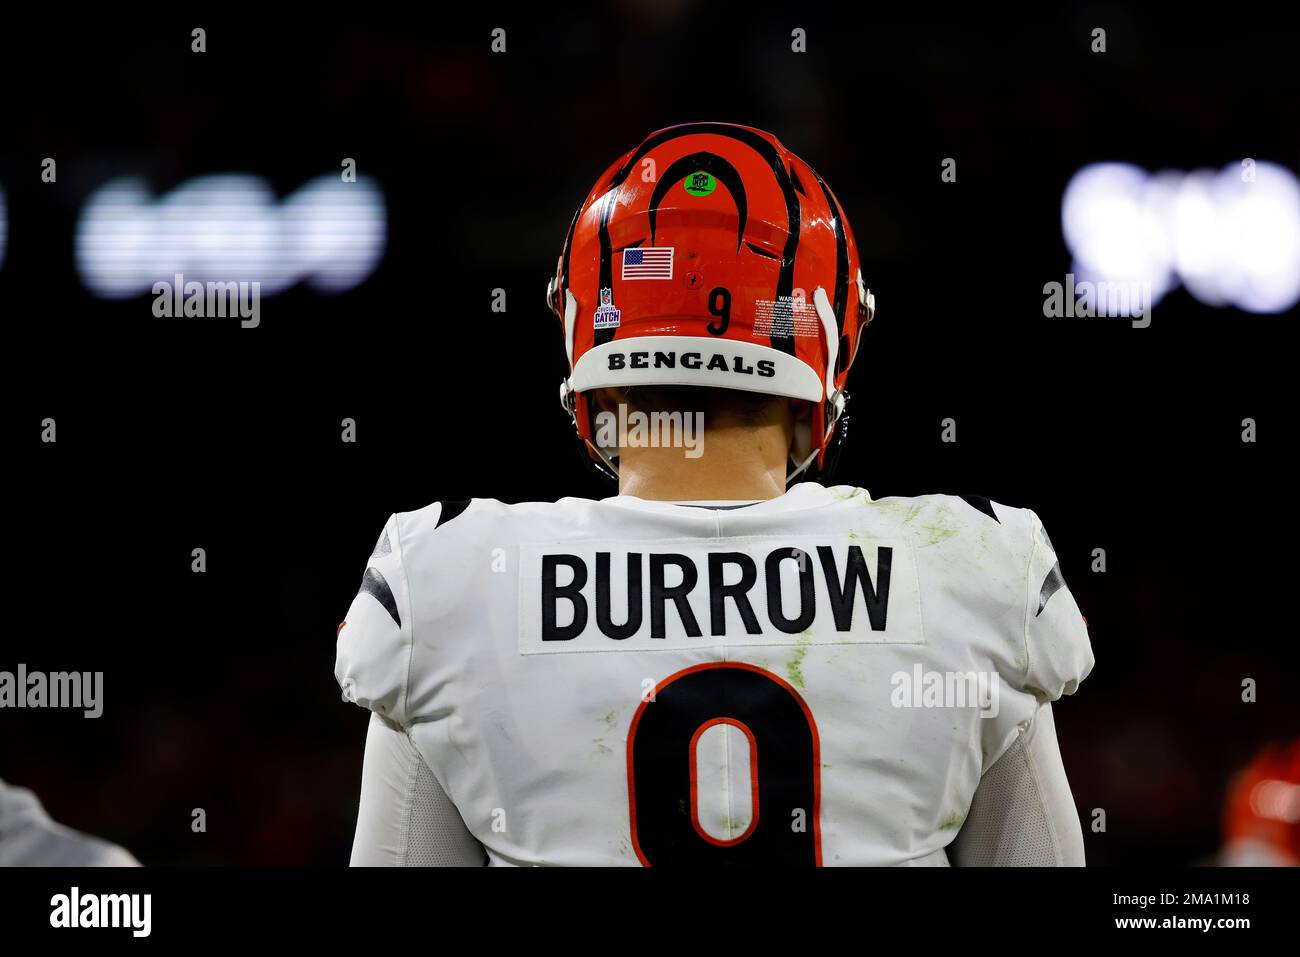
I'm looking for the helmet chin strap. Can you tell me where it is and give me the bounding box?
[813,287,840,401]
[563,288,578,368]
[785,288,849,483]
[786,390,847,483]
[586,438,620,481]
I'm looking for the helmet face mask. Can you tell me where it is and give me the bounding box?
[550,122,874,488]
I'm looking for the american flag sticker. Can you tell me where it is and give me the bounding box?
[622,246,674,280]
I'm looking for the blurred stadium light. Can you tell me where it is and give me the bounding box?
[75,174,387,299]
[1063,161,1300,314]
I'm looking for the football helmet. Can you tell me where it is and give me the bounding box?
[548,122,875,483]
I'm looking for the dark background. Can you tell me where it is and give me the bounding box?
[1,7,1296,865]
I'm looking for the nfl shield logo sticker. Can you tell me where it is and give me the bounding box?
[593,286,621,330]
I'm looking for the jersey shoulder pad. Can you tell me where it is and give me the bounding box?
[335,499,511,723]
[335,512,413,722]
[1019,507,1094,701]
[867,492,1093,700]
[951,498,1094,700]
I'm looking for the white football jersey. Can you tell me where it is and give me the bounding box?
[335,482,1094,866]
[0,780,140,867]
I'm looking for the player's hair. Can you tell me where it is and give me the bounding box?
[610,384,794,427]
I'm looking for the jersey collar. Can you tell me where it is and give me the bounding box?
[602,482,854,515]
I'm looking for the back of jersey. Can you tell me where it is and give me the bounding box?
[335,482,1093,865]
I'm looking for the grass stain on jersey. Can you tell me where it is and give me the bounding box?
[913,504,963,547]
[849,494,965,551]
[938,809,966,830]
[590,709,621,758]
[870,496,923,525]
[832,486,871,505]
[787,633,812,690]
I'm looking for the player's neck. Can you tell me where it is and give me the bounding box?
[616,421,791,502]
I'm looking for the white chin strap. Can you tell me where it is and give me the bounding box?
[563,288,578,368]
[784,287,848,481]
[813,287,840,401]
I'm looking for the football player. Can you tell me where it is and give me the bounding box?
[1219,738,1299,866]
[335,123,1094,866]
[0,778,140,866]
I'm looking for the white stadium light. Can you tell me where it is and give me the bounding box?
[1062,161,1300,314]
[76,173,387,299]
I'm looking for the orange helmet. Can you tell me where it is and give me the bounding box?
[548,122,875,483]
[1222,738,1300,865]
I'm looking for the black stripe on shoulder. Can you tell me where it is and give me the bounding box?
[435,500,471,529]
[1036,561,1065,617]
[359,567,401,628]
[958,494,1000,524]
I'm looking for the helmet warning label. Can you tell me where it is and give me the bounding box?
[753,296,821,338]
